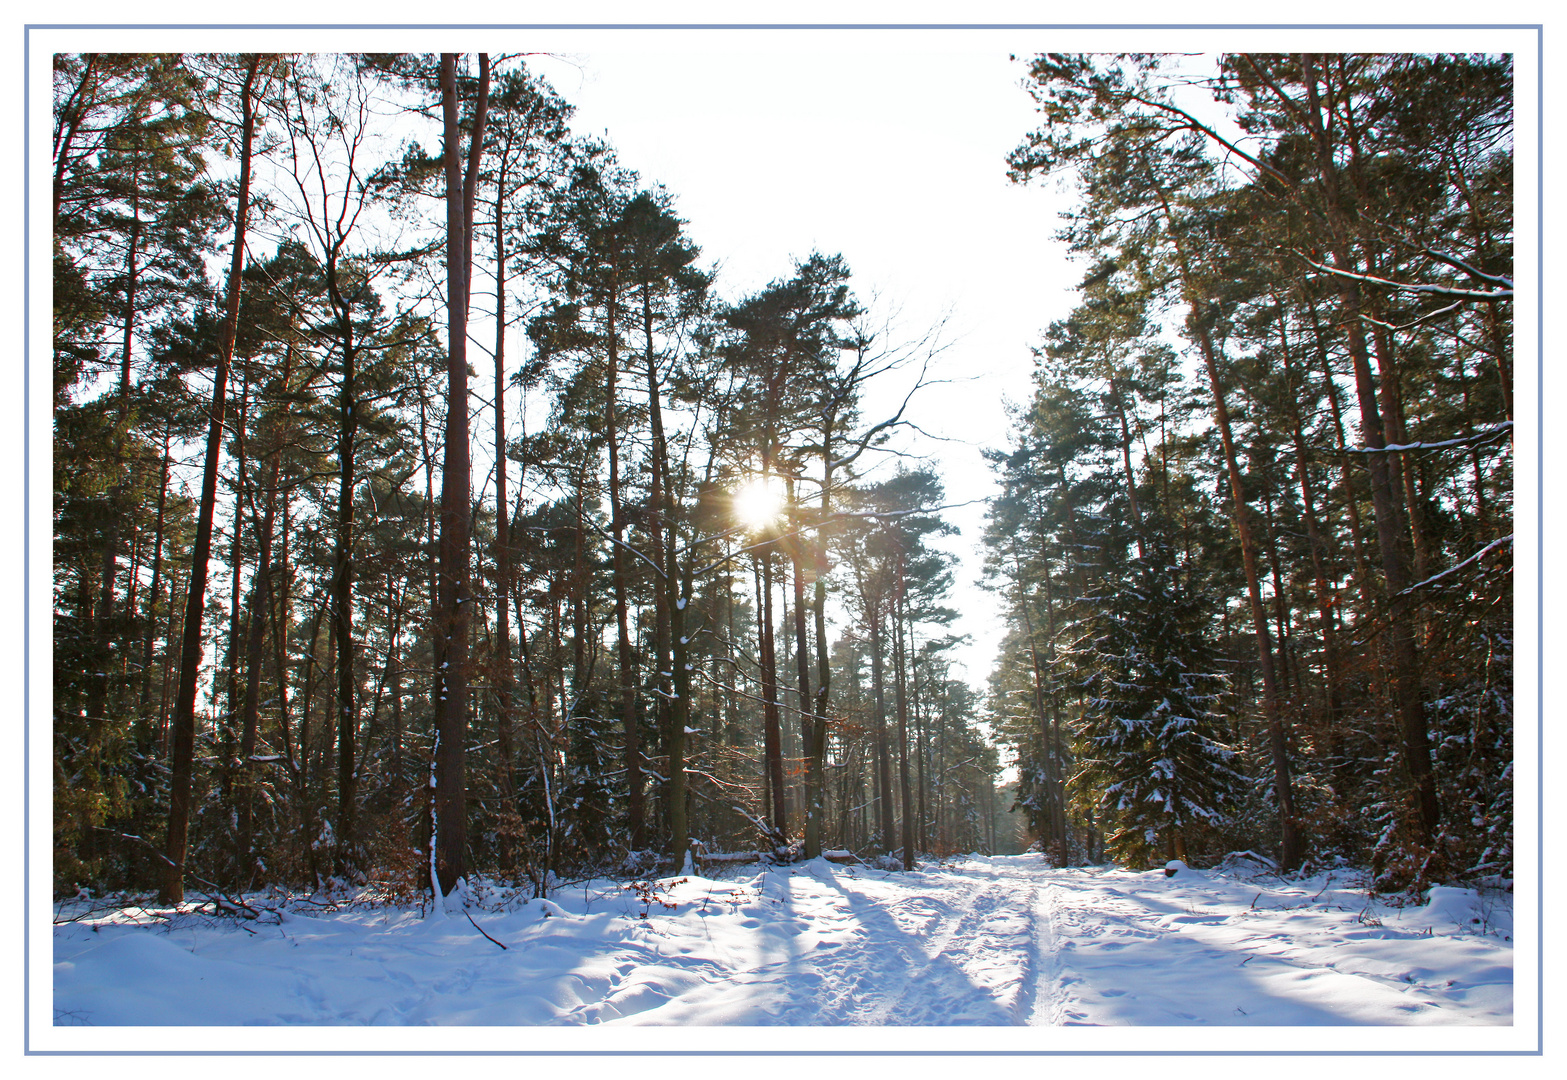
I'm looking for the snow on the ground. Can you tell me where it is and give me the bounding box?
[47,854,1517,1052]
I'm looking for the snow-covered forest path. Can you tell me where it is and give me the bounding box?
[52,855,1511,1030]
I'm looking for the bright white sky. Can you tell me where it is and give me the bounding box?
[529,44,1079,694]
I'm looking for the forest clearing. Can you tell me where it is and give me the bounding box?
[43,35,1522,1044]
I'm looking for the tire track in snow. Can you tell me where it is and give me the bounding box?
[855,877,1014,1025]
[1016,879,1070,1025]
[786,878,968,1024]
[831,858,1080,1026]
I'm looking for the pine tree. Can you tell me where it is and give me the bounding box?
[1065,530,1249,866]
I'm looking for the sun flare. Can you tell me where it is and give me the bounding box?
[732,475,787,531]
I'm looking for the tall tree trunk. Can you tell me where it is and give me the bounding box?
[1366,317,1433,589]
[1040,555,1068,863]
[894,575,915,870]
[787,481,814,764]
[235,489,277,887]
[1303,297,1376,611]
[1260,484,1295,701]
[160,55,259,905]
[1106,366,1145,558]
[870,607,894,854]
[218,372,250,848]
[1298,54,1440,846]
[137,423,173,727]
[491,175,517,870]
[758,548,787,841]
[329,291,359,878]
[431,52,489,897]
[603,282,645,852]
[271,496,296,772]
[641,291,695,864]
[1274,306,1348,771]
[663,544,693,867]
[804,423,836,860]
[913,647,928,856]
[1015,546,1065,864]
[234,347,292,885]
[83,140,144,757]
[571,478,590,696]
[294,601,324,859]
[1153,181,1303,872]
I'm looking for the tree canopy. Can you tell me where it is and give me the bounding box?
[51,49,1512,904]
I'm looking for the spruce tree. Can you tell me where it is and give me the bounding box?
[1065,529,1249,866]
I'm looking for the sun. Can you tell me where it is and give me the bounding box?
[732,475,787,532]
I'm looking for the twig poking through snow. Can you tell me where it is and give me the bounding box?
[463,908,508,949]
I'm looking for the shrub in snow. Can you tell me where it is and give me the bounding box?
[510,690,622,885]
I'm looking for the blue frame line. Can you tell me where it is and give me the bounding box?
[1534,20,1545,1063]
[23,15,32,1063]
[18,22,1548,30]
